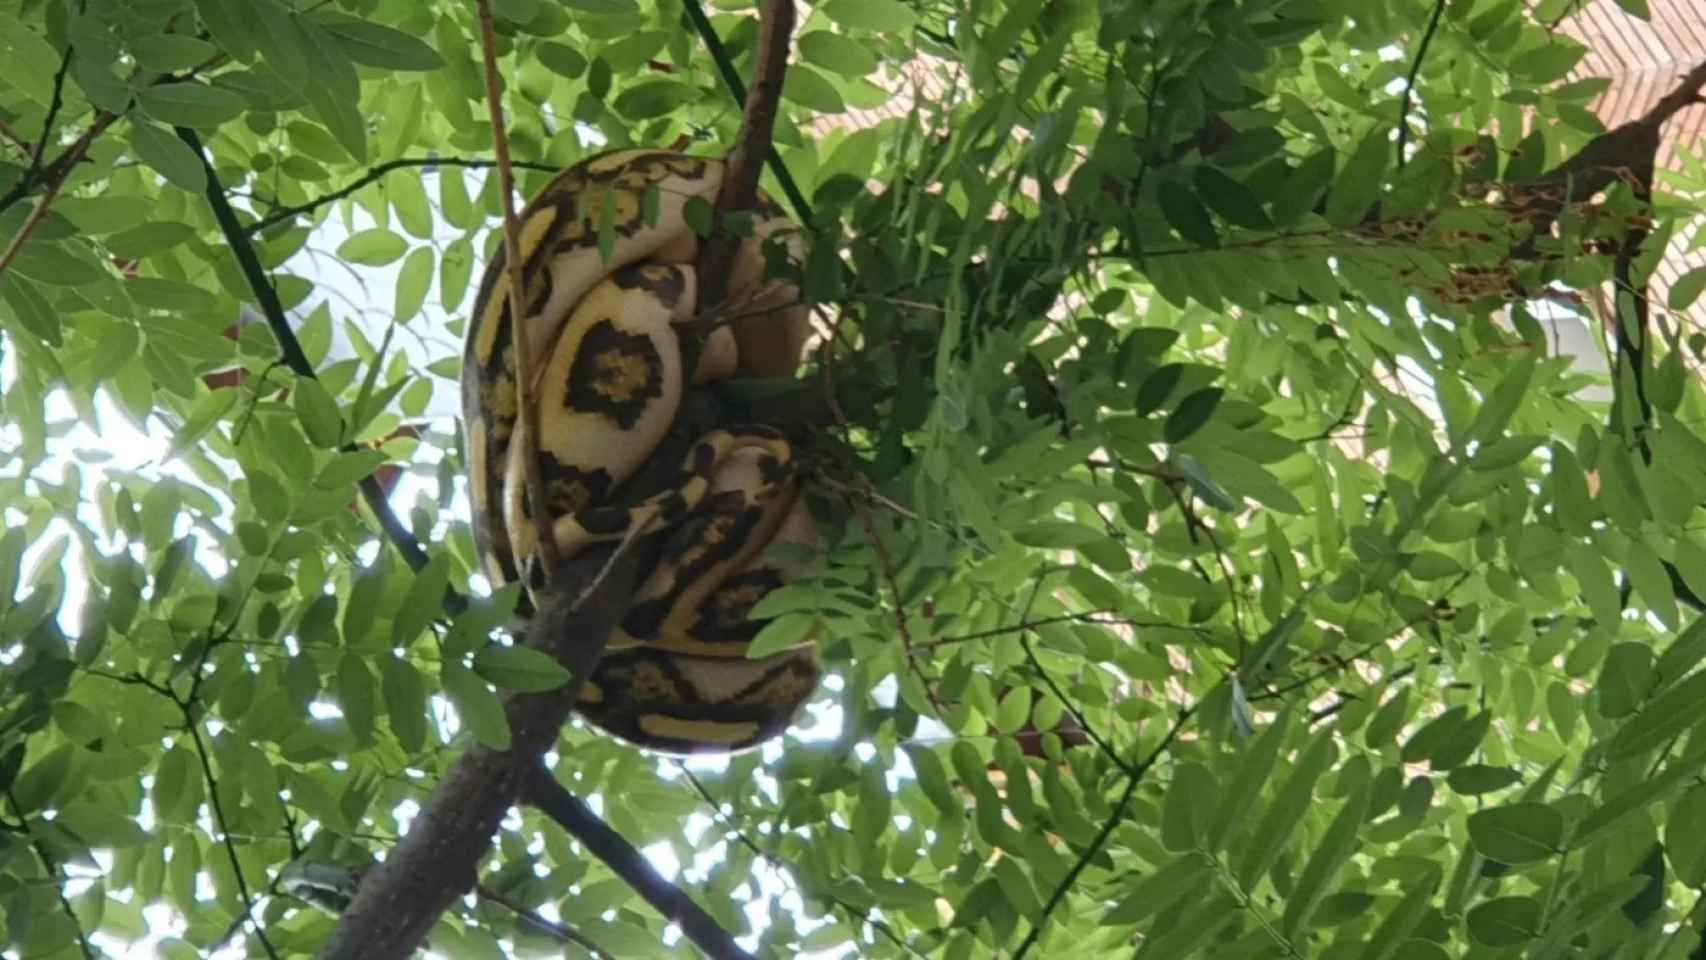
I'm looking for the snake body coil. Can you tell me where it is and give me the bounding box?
[461,149,819,754]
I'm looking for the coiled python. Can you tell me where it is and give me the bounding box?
[461,149,819,754]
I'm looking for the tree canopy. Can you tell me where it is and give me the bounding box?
[3,0,1706,957]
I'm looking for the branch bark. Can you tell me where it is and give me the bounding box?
[318,546,646,958]
[696,0,798,311]
[522,765,757,960]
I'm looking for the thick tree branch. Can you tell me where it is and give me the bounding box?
[319,545,647,959]
[522,765,756,960]
[243,156,560,236]
[696,0,797,311]
[174,126,437,578]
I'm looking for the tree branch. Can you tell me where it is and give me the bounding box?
[522,765,756,960]
[680,0,812,223]
[182,715,282,960]
[695,0,798,311]
[8,790,96,960]
[173,126,437,578]
[319,545,647,958]
[242,156,560,236]
[0,132,91,282]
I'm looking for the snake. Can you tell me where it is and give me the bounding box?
[460,149,820,754]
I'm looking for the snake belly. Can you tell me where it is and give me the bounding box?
[461,149,819,754]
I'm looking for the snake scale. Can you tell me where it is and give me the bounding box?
[461,149,819,754]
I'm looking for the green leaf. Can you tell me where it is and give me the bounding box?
[319,18,445,71]
[1447,765,1522,795]
[1607,669,1706,761]
[1668,267,1706,310]
[746,612,817,657]
[1164,388,1224,443]
[337,228,408,266]
[1193,167,1273,230]
[1158,186,1219,248]
[390,171,434,239]
[1625,544,1678,629]
[1281,783,1371,936]
[472,645,572,692]
[1467,803,1563,864]
[1324,123,1391,227]
[132,34,220,72]
[1466,352,1536,447]
[1160,761,1216,852]
[441,236,474,312]
[383,656,429,753]
[613,80,699,118]
[1400,705,1468,766]
[1567,543,1620,633]
[194,0,262,62]
[292,377,343,447]
[1667,785,1706,887]
[441,663,511,749]
[338,653,377,744]
[1466,896,1541,947]
[0,16,63,105]
[1205,712,1291,852]
[798,31,879,76]
[313,449,387,489]
[127,121,208,193]
[1596,642,1655,719]
[1234,733,1335,888]
[393,552,451,648]
[135,83,248,127]
[1102,854,1211,926]
[395,246,434,323]
[993,686,1030,734]
[820,0,918,31]
[105,221,197,259]
[781,66,846,113]
[537,41,587,78]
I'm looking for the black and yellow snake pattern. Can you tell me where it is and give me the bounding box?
[461,149,819,754]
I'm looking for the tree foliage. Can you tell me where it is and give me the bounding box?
[3,0,1706,957]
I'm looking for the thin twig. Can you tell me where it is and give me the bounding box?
[28,40,76,175]
[7,791,97,960]
[1393,0,1449,171]
[680,0,812,222]
[1015,573,1133,775]
[674,769,927,957]
[173,126,440,579]
[242,156,560,236]
[1012,704,1196,958]
[475,0,561,579]
[523,765,756,960]
[181,717,283,959]
[0,133,89,282]
[475,884,611,956]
